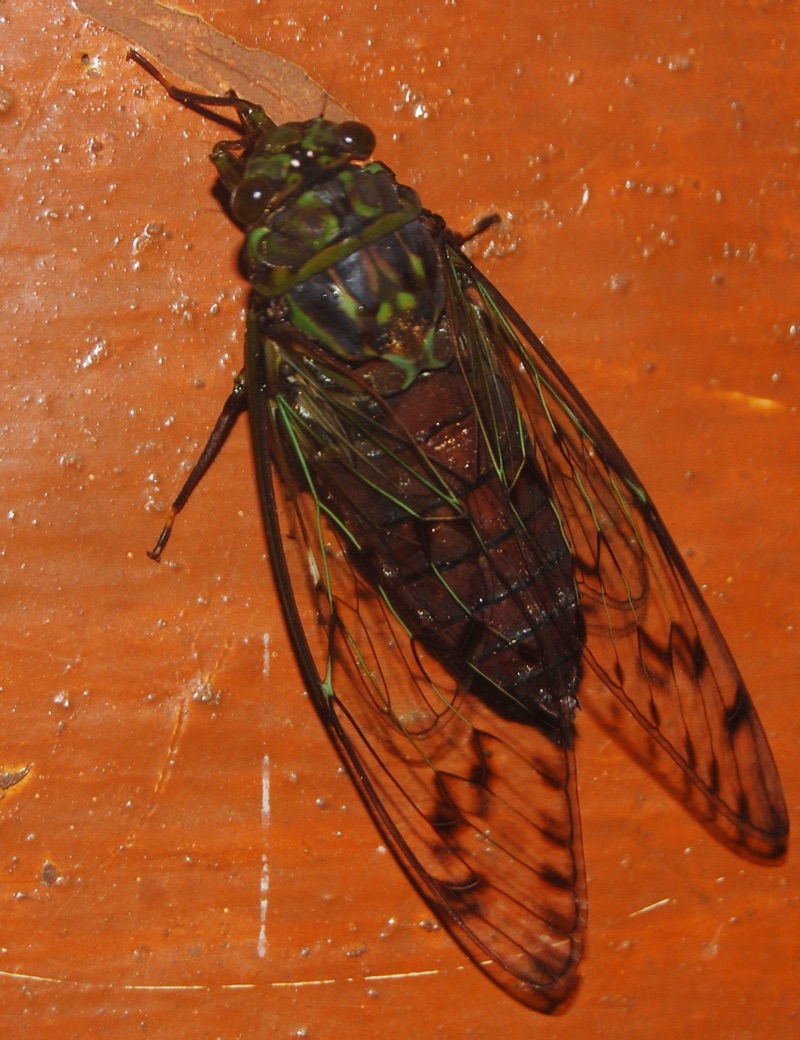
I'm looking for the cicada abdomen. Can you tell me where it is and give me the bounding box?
[131,50,787,1011]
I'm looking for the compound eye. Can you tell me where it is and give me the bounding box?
[337,121,376,159]
[231,176,276,226]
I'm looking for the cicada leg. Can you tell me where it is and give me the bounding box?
[148,374,248,561]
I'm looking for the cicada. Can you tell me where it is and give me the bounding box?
[129,51,788,1011]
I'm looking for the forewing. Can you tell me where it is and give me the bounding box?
[246,326,587,1011]
[445,245,787,860]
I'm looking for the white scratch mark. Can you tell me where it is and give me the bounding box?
[629,897,671,918]
[122,983,254,992]
[365,968,441,982]
[269,966,445,990]
[258,752,270,958]
[0,964,449,993]
[0,970,255,992]
[270,977,338,989]
[262,631,270,678]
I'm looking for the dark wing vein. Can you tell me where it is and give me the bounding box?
[447,246,787,860]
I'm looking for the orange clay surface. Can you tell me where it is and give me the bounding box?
[1,1,797,1036]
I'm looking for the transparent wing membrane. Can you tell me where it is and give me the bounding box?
[453,248,787,861]
[248,326,586,1010]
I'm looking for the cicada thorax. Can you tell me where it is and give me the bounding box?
[226,118,454,393]
[237,123,586,737]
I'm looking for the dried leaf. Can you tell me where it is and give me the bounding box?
[77,0,355,123]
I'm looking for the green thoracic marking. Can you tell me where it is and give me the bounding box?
[248,192,422,297]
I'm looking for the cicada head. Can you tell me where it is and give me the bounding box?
[214,118,376,228]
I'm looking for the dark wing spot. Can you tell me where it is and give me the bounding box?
[430,798,461,832]
[690,633,708,678]
[724,681,752,735]
[539,864,574,892]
